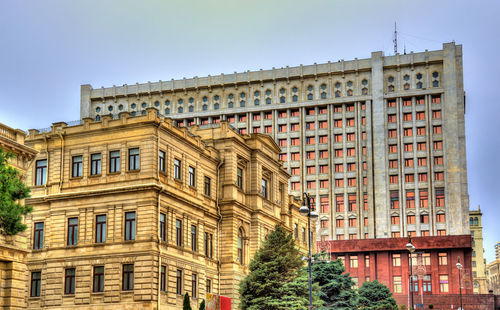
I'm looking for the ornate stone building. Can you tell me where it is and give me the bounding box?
[80,42,469,243]
[23,111,311,309]
[469,207,487,294]
[0,122,37,309]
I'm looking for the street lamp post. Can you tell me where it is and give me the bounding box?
[406,237,416,310]
[299,192,319,310]
[456,257,463,310]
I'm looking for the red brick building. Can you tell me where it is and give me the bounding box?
[318,235,483,309]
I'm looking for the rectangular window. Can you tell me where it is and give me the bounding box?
[335,178,344,187]
[349,234,357,240]
[405,174,414,183]
[403,98,412,106]
[290,137,300,146]
[204,176,211,196]
[306,151,315,159]
[67,217,78,246]
[72,155,83,178]
[390,191,399,209]
[348,178,356,186]
[435,172,444,181]
[93,266,104,293]
[335,164,343,172]
[405,159,414,167]
[334,119,343,127]
[290,123,299,131]
[64,268,76,295]
[96,214,106,243]
[439,275,449,292]
[319,165,328,173]
[319,150,328,159]
[347,133,355,141]
[336,196,344,212]
[403,113,412,121]
[433,110,442,119]
[306,180,316,189]
[348,218,357,227]
[363,194,368,210]
[404,128,413,136]
[416,112,425,120]
[239,128,247,135]
[364,217,368,226]
[319,180,328,188]
[264,125,272,133]
[407,215,416,224]
[191,273,198,298]
[387,100,396,108]
[438,252,448,265]
[419,173,428,182]
[390,175,398,184]
[389,144,397,153]
[319,135,328,144]
[320,196,329,213]
[91,153,102,175]
[348,195,357,211]
[433,141,443,150]
[160,265,166,292]
[191,225,197,252]
[33,222,44,250]
[404,143,413,152]
[290,110,299,117]
[392,254,401,266]
[350,256,358,268]
[278,124,287,133]
[417,127,426,135]
[436,189,445,207]
[291,167,300,175]
[227,116,235,123]
[320,219,329,228]
[176,219,183,247]
[346,104,355,112]
[406,191,415,208]
[346,118,355,127]
[264,111,272,119]
[306,122,315,130]
[393,276,402,293]
[346,148,355,157]
[239,114,247,122]
[278,139,287,147]
[389,159,398,169]
[109,150,120,173]
[420,214,429,224]
[279,153,287,161]
[436,213,446,223]
[125,212,136,241]
[158,151,166,173]
[128,148,140,171]
[434,156,443,166]
[35,159,47,186]
[388,114,396,123]
[416,97,425,105]
[174,159,182,180]
[306,136,315,144]
[252,114,261,121]
[334,134,343,142]
[392,232,400,238]
[417,142,426,151]
[30,271,41,297]
[236,167,243,189]
[176,269,183,295]
[433,125,442,134]
[336,218,344,227]
[388,129,397,138]
[418,157,427,166]
[252,127,260,133]
[391,215,400,225]
[122,264,134,291]
[318,120,328,129]
[291,152,300,161]
[291,182,300,191]
[261,178,268,199]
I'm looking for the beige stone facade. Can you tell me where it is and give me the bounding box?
[23,111,312,309]
[469,207,487,294]
[487,259,500,295]
[0,122,37,309]
[80,42,469,243]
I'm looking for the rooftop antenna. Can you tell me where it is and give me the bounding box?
[393,22,398,55]
[404,43,407,55]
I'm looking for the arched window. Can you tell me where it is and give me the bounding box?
[141,102,147,108]
[335,90,341,98]
[307,93,313,100]
[154,101,160,107]
[141,110,146,115]
[214,103,219,110]
[202,104,208,111]
[292,95,298,102]
[416,82,423,89]
[95,115,101,121]
[433,80,439,87]
[237,228,244,264]
[228,102,234,108]
[280,96,285,103]
[165,108,170,115]
[388,85,395,92]
[178,107,183,113]
[165,100,170,106]
[321,92,327,99]
[474,217,478,225]
[189,106,194,112]
[470,217,474,226]
[347,89,353,96]
[266,98,271,105]
[189,97,194,104]
[203,96,208,102]
[254,99,260,106]
[240,100,246,107]
[131,111,136,117]
[362,88,368,95]
[404,83,410,90]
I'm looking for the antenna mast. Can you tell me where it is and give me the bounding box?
[393,22,398,55]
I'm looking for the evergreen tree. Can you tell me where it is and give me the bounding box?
[357,280,397,310]
[198,299,205,310]
[311,254,358,310]
[239,225,320,310]
[183,292,192,310]
[0,148,32,236]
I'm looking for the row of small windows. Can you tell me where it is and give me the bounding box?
[30,265,211,297]
[387,72,440,92]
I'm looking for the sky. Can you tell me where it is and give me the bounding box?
[0,0,499,262]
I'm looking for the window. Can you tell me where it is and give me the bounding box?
[418,157,427,167]
[392,254,401,266]
[403,113,412,121]
[403,98,412,106]
[319,135,328,144]
[348,178,356,186]
[35,159,48,186]
[306,181,316,189]
[420,214,429,224]
[306,136,315,144]
[404,128,413,136]
[346,133,355,141]
[125,212,136,241]
[30,271,41,297]
[335,164,343,172]
[128,148,140,171]
[93,214,107,243]
[264,125,272,133]
[306,151,315,160]
[158,265,166,292]
[291,182,300,190]
[348,218,357,227]
[64,268,76,295]
[433,125,442,134]
[418,142,426,151]
[406,191,415,208]
[334,119,343,127]
[389,144,397,153]
[436,213,446,223]
[204,232,213,258]
[176,219,183,246]
[261,178,268,199]
[319,165,328,173]
[92,266,105,293]
[392,232,400,238]
[290,123,299,131]
[433,141,443,150]
[122,264,134,291]
[319,120,328,129]
[436,189,445,207]
[71,155,83,178]
[389,160,398,169]
[67,217,78,246]
[336,218,344,227]
[90,153,102,175]
[320,197,329,213]
[174,159,181,180]
[350,256,358,268]
[417,127,426,135]
[435,172,444,181]
[336,196,344,212]
[405,143,413,152]
[349,234,357,240]
[278,111,287,118]
[175,269,183,295]
[109,150,120,173]
[306,122,315,130]
[432,110,442,119]
[348,195,357,211]
[191,225,197,252]
[319,150,328,159]
[204,176,211,196]
[390,175,398,184]
[291,167,300,176]
[188,166,195,187]
[390,191,399,209]
[439,275,449,292]
[388,129,397,138]
[416,112,425,120]
[391,215,400,225]
[335,178,344,187]
[237,229,244,264]
[346,148,355,157]
[405,159,414,167]
[346,118,355,127]
[291,137,300,146]
[33,222,44,250]
[393,276,402,293]
[320,180,328,188]
[434,156,443,166]
[420,190,428,208]
[407,215,416,224]
[302,227,307,243]
[405,174,414,183]
[278,139,287,147]
[388,114,396,123]
[236,167,243,189]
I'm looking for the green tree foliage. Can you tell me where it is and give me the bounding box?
[0,148,32,236]
[183,292,192,310]
[357,280,398,310]
[239,225,321,310]
[311,254,358,310]
[198,299,205,310]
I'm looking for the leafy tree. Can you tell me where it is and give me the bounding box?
[239,225,321,310]
[0,148,32,236]
[183,292,192,310]
[311,253,358,310]
[358,280,397,310]
[199,299,205,310]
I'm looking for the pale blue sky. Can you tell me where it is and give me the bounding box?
[1,0,498,262]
